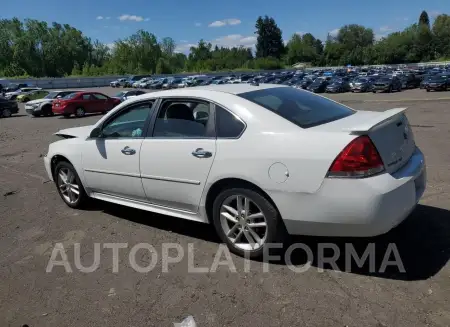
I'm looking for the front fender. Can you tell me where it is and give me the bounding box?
[47,139,86,187]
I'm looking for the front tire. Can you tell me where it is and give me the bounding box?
[1,108,12,118]
[54,161,88,209]
[42,105,54,117]
[212,187,285,259]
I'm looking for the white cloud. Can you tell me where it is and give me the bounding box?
[329,28,339,37]
[118,14,144,22]
[106,17,111,20]
[96,16,104,20]
[429,10,441,18]
[212,34,256,48]
[208,18,241,27]
[174,34,256,54]
[375,34,385,41]
[379,26,392,33]
[175,43,196,53]
[144,18,150,22]
[194,22,202,27]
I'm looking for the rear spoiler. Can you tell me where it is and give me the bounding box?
[343,107,408,134]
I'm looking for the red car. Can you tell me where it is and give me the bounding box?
[52,92,121,118]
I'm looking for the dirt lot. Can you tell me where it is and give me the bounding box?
[0,87,449,327]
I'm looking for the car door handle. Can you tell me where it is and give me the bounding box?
[121,146,136,155]
[192,148,212,158]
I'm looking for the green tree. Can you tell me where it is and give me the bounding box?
[419,10,430,29]
[255,16,284,59]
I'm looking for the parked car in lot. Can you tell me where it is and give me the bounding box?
[113,90,146,102]
[350,77,374,92]
[147,78,168,89]
[3,83,32,92]
[110,78,127,88]
[420,75,435,89]
[43,84,427,258]
[325,78,351,93]
[425,74,450,92]
[0,97,19,118]
[16,89,49,103]
[25,90,79,117]
[163,78,183,89]
[307,78,328,93]
[123,75,152,88]
[52,91,121,118]
[4,87,42,100]
[372,76,402,93]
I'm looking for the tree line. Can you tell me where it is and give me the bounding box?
[0,10,449,78]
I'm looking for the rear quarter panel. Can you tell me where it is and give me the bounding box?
[202,94,355,196]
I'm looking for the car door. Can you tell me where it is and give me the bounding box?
[90,93,110,113]
[140,98,216,213]
[81,100,155,200]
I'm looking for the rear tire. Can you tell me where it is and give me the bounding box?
[211,187,285,259]
[75,107,85,118]
[54,161,89,209]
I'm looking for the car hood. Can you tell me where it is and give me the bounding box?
[27,99,52,105]
[54,125,95,138]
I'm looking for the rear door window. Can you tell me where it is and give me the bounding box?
[239,87,355,128]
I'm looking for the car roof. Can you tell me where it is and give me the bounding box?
[128,83,289,102]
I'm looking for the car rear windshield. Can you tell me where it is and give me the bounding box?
[238,87,355,128]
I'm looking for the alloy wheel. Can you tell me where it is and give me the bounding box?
[220,195,268,251]
[57,167,80,204]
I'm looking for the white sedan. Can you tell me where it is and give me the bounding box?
[44,84,426,258]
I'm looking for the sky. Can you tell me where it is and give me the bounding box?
[2,0,449,53]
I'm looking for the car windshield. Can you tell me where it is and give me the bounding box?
[44,91,62,99]
[115,91,127,97]
[239,87,355,128]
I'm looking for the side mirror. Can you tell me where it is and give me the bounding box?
[90,127,102,138]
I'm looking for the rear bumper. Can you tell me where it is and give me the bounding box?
[271,147,426,237]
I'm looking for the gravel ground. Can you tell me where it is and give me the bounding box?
[0,87,449,327]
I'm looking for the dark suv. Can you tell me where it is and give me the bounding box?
[372,76,402,93]
[426,75,450,92]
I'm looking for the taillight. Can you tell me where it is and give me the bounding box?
[327,135,385,178]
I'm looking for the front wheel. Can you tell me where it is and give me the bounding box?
[54,161,88,208]
[212,187,285,259]
[1,108,12,118]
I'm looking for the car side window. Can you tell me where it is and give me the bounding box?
[216,105,245,138]
[152,99,211,138]
[82,94,91,100]
[93,93,108,100]
[101,101,154,138]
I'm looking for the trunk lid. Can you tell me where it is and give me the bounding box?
[313,108,416,174]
